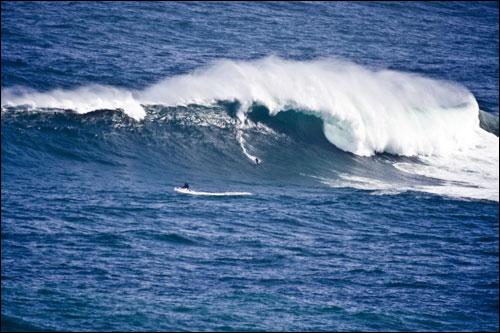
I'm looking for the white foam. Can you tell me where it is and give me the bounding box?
[307,173,407,195]
[1,84,145,120]
[235,110,261,163]
[174,187,252,196]
[305,129,499,202]
[394,129,499,201]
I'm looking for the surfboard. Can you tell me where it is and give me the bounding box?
[174,187,252,196]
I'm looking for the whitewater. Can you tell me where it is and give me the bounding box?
[2,57,498,201]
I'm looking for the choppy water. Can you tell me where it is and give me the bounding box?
[1,2,499,331]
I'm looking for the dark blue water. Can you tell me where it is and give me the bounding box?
[1,2,499,331]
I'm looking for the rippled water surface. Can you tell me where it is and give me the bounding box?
[1,2,499,331]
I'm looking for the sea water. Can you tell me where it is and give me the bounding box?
[1,2,498,331]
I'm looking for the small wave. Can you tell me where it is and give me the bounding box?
[148,232,196,245]
[1,314,50,332]
[121,229,198,245]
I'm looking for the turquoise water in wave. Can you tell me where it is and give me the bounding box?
[1,2,499,331]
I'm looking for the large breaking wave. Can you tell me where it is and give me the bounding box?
[2,57,499,201]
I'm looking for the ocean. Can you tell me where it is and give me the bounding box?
[1,1,498,331]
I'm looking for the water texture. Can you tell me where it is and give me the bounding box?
[1,2,499,331]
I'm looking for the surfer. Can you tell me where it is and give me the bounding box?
[181,183,190,189]
[255,158,260,165]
